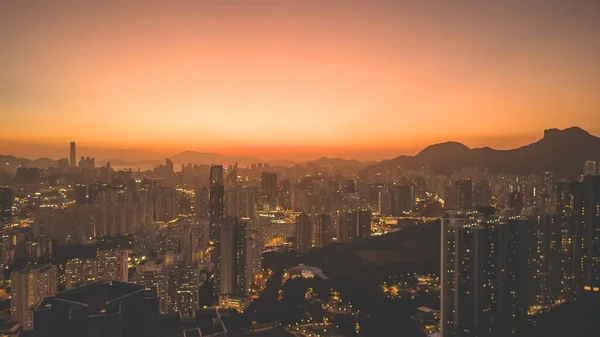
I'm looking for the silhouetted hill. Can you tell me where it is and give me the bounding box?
[170,151,261,166]
[267,159,297,167]
[0,155,54,168]
[309,157,375,168]
[368,127,600,176]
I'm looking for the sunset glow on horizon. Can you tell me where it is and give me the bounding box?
[2,0,600,161]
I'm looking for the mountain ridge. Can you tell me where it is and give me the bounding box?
[368,127,600,176]
[2,127,598,175]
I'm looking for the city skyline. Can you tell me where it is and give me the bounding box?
[3,1,600,336]
[1,126,599,166]
[2,0,600,161]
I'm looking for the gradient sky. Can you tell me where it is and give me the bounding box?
[1,0,600,161]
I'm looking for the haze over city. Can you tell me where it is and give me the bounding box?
[2,0,600,161]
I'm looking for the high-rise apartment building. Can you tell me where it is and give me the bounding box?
[295,213,312,253]
[357,209,372,238]
[11,264,57,330]
[455,179,474,210]
[246,228,263,292]
[551,174,600,301]
[378,190,391,216]
[278,180,292,210]
[78,156,95,169]
[225,187,255,219]
[555,181,578,301]
[154,186,176,222]
[473,180,492,208]
[338,210,370,243]
[209,165,225,245]
[219,217,249,304]
[65,258,97,289]
[96,250,128,282]
[164,264,200,317]
[209,165,225,297]
[441,215,487,337]
[260,172,278,199]
[131,271,168,314]
[195,186,210,220]
[441,214,533,337]
[390,186,414,215]
[338,211,355,243]
[315,213,332,248]
[579,175,600,292]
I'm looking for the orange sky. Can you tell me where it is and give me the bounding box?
[1,1,600,161]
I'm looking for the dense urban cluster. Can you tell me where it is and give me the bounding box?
[0,141,599,337]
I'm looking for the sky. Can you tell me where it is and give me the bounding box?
[1,0,600,162]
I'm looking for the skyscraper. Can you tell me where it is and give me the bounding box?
[390,186,414,215]
[338,211,355,243]
[74,185,88,206]
[209,165,225,297]
[378,190,391,216]
[441,214,534,337]
[491,218,532,336]
[219,217,236,298]
[260,172,278,199]
[154,186,176,222]
[225,187,255,219]
[455,179,474,210]
[473,180,492,208]
[579,175,600,292]
[219,217,248,304]
[441,215,488,337]
[195,186,210,220]
[209,165,225,245]
[69,142,76,168]
[357,209,372,238]
[11,264,57,330]
[338,210,370,243]
[246,229,262,292]
[278,180,292,210]
[295,212,312,253]
[534,214,564,308]
[555,181,578,301]
[315,213,332,248]
[553,175,600,299]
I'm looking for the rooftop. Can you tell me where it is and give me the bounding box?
[13,263,54,274]
[52,282,146,314]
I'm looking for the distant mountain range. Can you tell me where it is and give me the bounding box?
[169,151,261,167]
[169,153,374,168]
[308,157,377,168]
[2,127,598,175]
[0,155,54,169]
[0,152,374,170]
[367,127,600,176]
